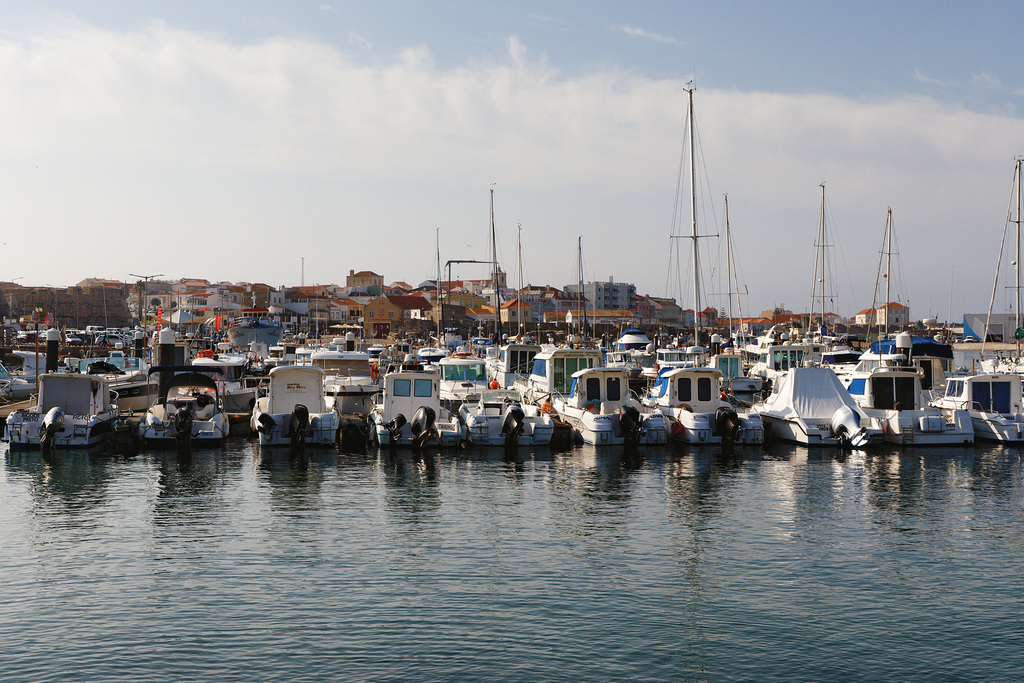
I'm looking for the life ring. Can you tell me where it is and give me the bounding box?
[370,362,379,382]
[489,380,500,390]
[680,403,693,412]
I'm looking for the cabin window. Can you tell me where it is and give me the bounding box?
[393,378,411,397]
[719,357,739,378]
[697,377,712,402]
[677,377,692,402]
[870,376,917,410]
[894,377,917,409]
[972,381,1011,413]
[916,361,934,389]
[606,376,622,402]
[531,359,546,378]
[946,380,963,397]
[414,379,433,397]
[586,377,601,401]
[848,378,866,395]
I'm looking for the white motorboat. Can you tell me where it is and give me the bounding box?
[458,388,554,447]
[368,371,459,448]
[553,367,667,446]
[930,373,1024,443]
[753,367,883,447]
[138,366,230,448]
[486,343,541,389]
[843,365,973,445]
[309,346,380,415]
[645,366,762,445]
[192,352,259,414]
[3,374,118,449]
[251,365,341,446]
[225,309,284,348]
[438,355,489,408]
[74,351,156,413]
[516,345,604,407]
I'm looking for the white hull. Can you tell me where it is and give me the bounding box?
[4,409,118,449]
[368,412,460,447]
[759,413,877,447]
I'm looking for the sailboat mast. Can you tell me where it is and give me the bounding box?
[1017,158,1022,334]
[517,224,523,339]
[578,236,586,340]
[490,187,501,342]
[436,227,442,345]
[885,208,892,337]
[816,183,827,334]
[688,87,700,341]
[725,194,734,339]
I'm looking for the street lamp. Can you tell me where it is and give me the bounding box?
[129,273,164,328]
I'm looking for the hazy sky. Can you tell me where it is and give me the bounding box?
[1,1,1022,322]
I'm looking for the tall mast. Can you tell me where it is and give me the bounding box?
[490,186,502,342]
[811,183,828,334]
[1017,158,1022,333]
[688,87,700,340]
[884,207,893,337]
[436,227,442,345]
[724,194,734,339]
[517,224,523,339]
[578,236,586,340]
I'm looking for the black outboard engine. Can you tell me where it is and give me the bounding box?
[386,414,408,443]
[715,406,744,442]
[500,404,526,446]
[172,405,193,449]
[287,404,311,447]
[619,405,642,445]
[38,406,65,450]
[410,406,437,450]
[256,412,277,434]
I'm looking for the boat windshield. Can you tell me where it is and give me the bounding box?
[442,363,486,382]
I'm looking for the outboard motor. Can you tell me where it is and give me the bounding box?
[38,406,65,449]
[172,405,193,449]
[619,405,642,445]
[386,413,408,443]
[500,404,526,446]
[409,406,437,450]
[287,404,311,447]
[256,412,277,435]
[715,405,743,442]
[831,405,869,448]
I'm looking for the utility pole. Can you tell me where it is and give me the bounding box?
[129,273,163,328]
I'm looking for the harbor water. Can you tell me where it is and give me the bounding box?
[2,438,1023,682]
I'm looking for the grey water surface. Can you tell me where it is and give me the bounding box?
[2,439,1023,682]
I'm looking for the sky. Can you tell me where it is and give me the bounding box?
[1,1,1023,323]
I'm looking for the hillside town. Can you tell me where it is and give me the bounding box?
[0,269,925,343]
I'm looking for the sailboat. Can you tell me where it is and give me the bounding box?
[667,85,713,346]
[979,158,1024,365]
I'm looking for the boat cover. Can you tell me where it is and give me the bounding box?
[868,336,953,359]
[762,367,860,420]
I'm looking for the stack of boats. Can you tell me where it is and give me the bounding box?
[11,320,1024,454]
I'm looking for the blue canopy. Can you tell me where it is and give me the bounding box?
[868,336,953,360]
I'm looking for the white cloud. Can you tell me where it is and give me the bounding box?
[0,19,1020,317]
[618,25,682,46]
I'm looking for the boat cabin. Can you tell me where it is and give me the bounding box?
[846,367,924,410]
[266,365,330,414]
[379,372,441,418]
[527,347,604,396]
[649,367,723,413]
[940,374,1023,415]
[567,367,631,411]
